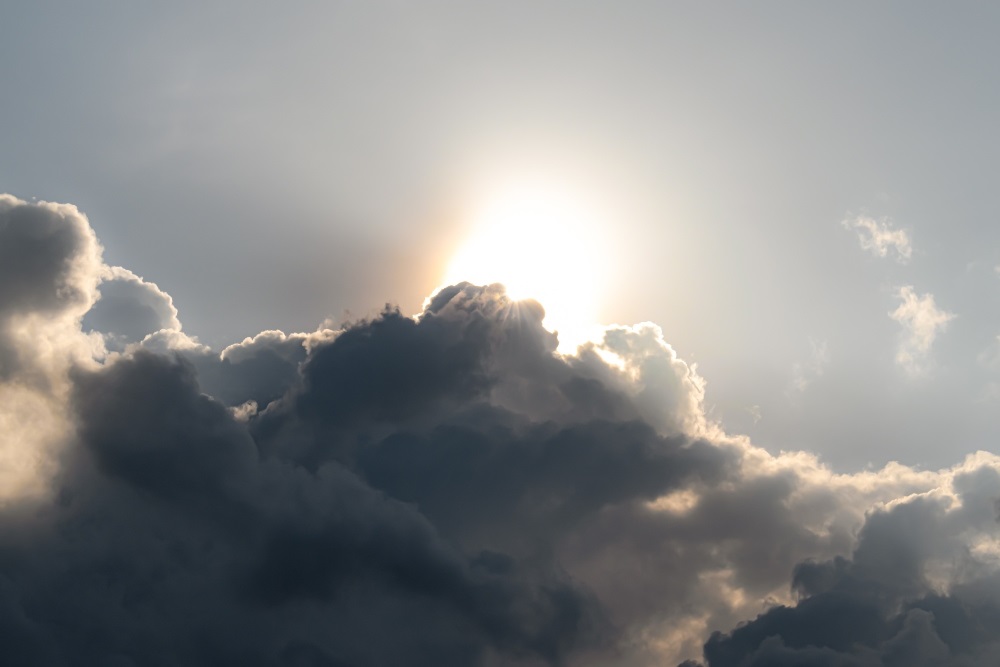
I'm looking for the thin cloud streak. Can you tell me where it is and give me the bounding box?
[789,338,830,394]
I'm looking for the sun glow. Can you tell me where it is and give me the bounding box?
[443,187,608,351]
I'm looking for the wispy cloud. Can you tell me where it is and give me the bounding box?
[789,338,829,394]
[978,335,1000,371]
[889,286,954,374]
[842,215,912,262]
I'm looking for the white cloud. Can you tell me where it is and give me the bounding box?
[889,286,955,374]
[0,195,106,506]
[571,322,712,437]
[843,215,913,262]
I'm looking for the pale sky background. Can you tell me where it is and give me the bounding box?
[4,2,1000,470]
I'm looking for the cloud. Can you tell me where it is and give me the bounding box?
[1,195,1000,666]
[0,195,104,505]
[0,195,103,378]
[889,286,955,374]
[689,457,1000,666]
[843,215,913,262]
[83,265,182,349]
[790,338,829,394]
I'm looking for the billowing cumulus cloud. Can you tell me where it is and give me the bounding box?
[843,215,913,262]
[0,195,104,505]
[688,458,1000,666]
[83,265,182,349]
[2,194,1000,666]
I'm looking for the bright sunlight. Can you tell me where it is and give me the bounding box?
[442,186,608,351]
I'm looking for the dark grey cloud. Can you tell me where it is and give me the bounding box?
[3,194,1000,666]
[183,329,314,415]
[9,349,602,667]
[691,468,1000,667]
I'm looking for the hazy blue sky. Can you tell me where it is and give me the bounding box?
[4,1,1000,472]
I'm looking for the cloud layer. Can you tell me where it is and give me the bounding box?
[2,195,1000,666]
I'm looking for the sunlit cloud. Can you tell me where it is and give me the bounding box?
[890,286,955,375]
[843,215,913,262]
[442,185,610,351]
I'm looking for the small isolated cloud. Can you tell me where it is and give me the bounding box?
[790,338,829,394]
[842,215,913,262]
[890,286,955,374]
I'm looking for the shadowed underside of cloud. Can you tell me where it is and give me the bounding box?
[2,194,1000,666]
[690,477,1000,666]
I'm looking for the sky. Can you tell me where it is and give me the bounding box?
[3,3,1000,666]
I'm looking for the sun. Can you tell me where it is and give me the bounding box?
[442,186,607,351]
